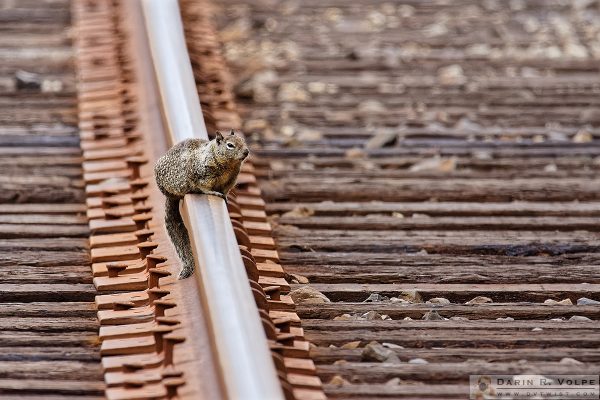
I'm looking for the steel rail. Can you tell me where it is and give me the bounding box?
[140,1,284,399]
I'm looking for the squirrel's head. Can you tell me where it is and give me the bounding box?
[214,129,249,162]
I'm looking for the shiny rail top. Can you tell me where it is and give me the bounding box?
[140,1,284,399]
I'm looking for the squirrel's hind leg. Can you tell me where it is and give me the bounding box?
[164,197,195,279]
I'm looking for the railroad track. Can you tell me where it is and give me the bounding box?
[2,0,600,399]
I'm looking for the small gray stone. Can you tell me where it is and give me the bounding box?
[363,293,388,303]
[577,297,600,305]
[382,343,404,349]
[289,286,330,304]
[329,375,350,386]
[289,273,309,284]
[557,298,573,305]
[365,131,397,150]
[390,297,409,304]
[408,358,429,364]
[422,310,444,321]
[362,342,400,363]
[385,377,401,386]
[544,298,573,305]
[399,290,423,303]
[560,357,584,365]
[450,316,469,321]
[465,296,493,305]
[569,315,592,322]
[15,70,42,90]
[532,327,543,332]
[426,297,451,305]
[496,317,514,321]
[362,311,384,320]
[333,313,355,321]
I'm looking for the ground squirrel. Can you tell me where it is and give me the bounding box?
[154,130,249,279]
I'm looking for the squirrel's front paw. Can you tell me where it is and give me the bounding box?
[206,190,227,203]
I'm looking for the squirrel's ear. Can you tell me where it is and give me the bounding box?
[215,131,224,143]
[230,129,235,136]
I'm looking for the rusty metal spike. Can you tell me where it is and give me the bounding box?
[156,316,180,326]
[137,241,158,258]
[134,228,154,242]
[122,362,145,372]
[130,178,149,191]
[164,377,186,399]
[130,192,149,202]
[263,285,281,301]
[148,288,170,303]
[163,334,186,366]
[125,156,148,180]
[113,301,136,311]
[123,379,145,388]
[153,300,177,318]
[132,213,152,230]
[152,326,174,353]
[133,204,153,213]
[106,263,128,278]
[148,268,171,289]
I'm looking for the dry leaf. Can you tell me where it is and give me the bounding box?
[278,82,310,102]
[290,286,330,304]
[465,296,493,305]
[573,129,593,143]
[341,341,362,350]
[437,64,466,86]
[358,100,386,114]
[365,132,397,149]
[290,273,309,284]
[297,128,323,141]
[345,147,366,159]
[329,375,350,386]
[409,156,457,172]
[282,206,314,218]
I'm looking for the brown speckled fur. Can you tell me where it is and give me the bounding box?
[154,130,249,278]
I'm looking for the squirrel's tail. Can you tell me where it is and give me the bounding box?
[164,197,195,279]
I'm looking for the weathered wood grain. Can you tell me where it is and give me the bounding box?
[296,303,600,320]
[267,201,600,217]
[0,379,104,396]
[316,362,593,383]
[261,178,600,202]
[0,332,100,347]
[0,347,100,362]
[0,362,102,380]
[0,1,102,393]
[0,284,97,302]
[311,347,600,363]
[0,303,97,318]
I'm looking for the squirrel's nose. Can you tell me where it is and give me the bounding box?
[243,149,249,158]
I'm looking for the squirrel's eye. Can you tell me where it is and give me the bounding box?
[226,142,235,150]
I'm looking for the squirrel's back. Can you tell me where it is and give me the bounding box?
[154,131,249,279]
[154,138,209,198]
